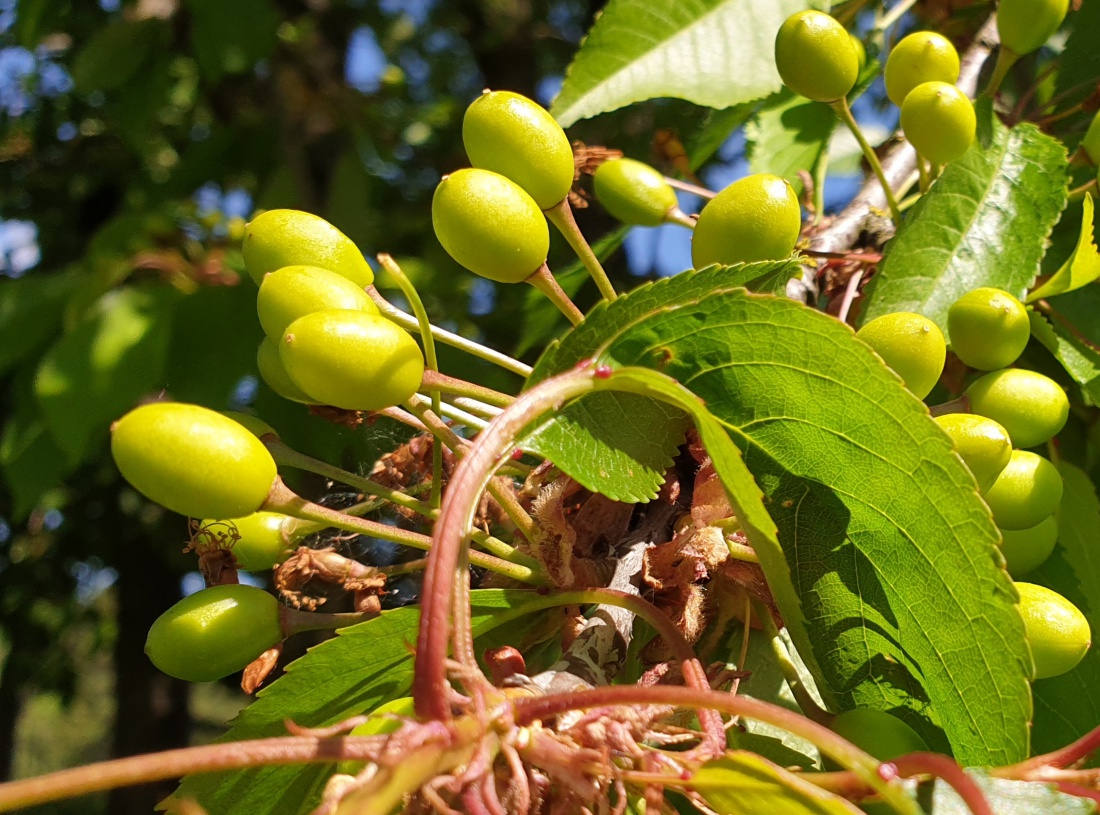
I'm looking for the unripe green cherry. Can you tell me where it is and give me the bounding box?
[829,709,928,762]
[462,90,575,209]
[984,450,1063,531]
[593,158,680,227]
[201,511,296,572]
[280,310,425,411]
[257,336,315,404]
[111,402,278,519]
[145,584,283,682]
[432,168,550,283]
[1016,582,1091,680]
[219,411,278,440]
[337,697,417,774]
[1000,515,1058,577]
[856,312,946,400]
[885,31,961,108]
[691,174,801,268]
[242,210,373,288]
[1082,110,1100,166]
[947,288,1030,371]
[997,0,1069,58]
[934,413,1012,493]
[966,369,1069,449]
[900,81,976,165]
[850,34,867,73]
[774,10,859,103]
[257,264,378,340]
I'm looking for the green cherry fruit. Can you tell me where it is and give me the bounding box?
[933,413,1012,493]
[1016,582,1091,680]
[593,158,680,227]
[219,411,278,440]
[774,10,860,103]
[242,210,373,288]
[856,312,946,400]
[947,287,1031,371]
[900,81,976,165]
[829,709,929,762]
[1082,110,1100,166]
[337,697,417,774]
[691,174,801,268]
[201,511,296,572]
[850,34,867,73]
[257,336,315,404]
[1000,515,1058,577]
[997,0,1070,58]
[256,264,378,340]
[885,31,961,107]
[145,584,283,682]
[111,402,277,519]
[966,369,1069,449]
[432,168,550,283]
[462,90,575,209]
[984,450,1063,531]
[280,310,425,411]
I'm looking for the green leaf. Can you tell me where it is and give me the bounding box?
[172,590,559,815]
[185,0,279,81]
[693,753,863,814]
[551,0,827,127]
[0,269,76,379]
[745,90,837,193]
[1028,462,1100,755]
[1052,0,1100,131]
[0,375,75,520]
[71,19,166,93]
[523,260,801,503]
[930,772,1096,815]
[687,102,761,170]
[34,286,177,466]
[1029,310,1100,404]
[529,269,1032,766]
[861,102,1069,339]
[1028,195,1100,303]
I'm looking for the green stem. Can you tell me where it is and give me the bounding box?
[987,48,1018,98]
[831,97,903,224]
[365,286,532,379]
[917,154,931,194]
[419,369,514,408]
[525,263,585,326]
[753,600,833,725]
[812,148,830,227]
[448,396,501,419]
[281,607,376,636]
[436,400,489,431]
[544,198,618,301]
[875,0,919,32]
[665,206,697,229]
[663,177,716,199]
[1069,179,1097,202]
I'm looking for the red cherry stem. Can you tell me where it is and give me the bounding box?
[419,369,514,408]
[928,395,971,417]
[544,198,618,301]
[1004,722,1100,774]
[524,263,585,326]
[663,176,716,200]
[280,606,378,637]
[891,753,993,815]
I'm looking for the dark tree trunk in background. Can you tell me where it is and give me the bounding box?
[107,552,191,815]
[0,657,19,782]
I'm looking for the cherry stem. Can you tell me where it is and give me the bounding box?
[1068,178,1098,201]
[987,48,1018,98]
[917,155,932,194]
[525,263,586,326]
[753,599,833,725]
[665,205,696,229]
[280,607,377,637]
[379,254,444,509]
[544,198,618,301]
[831,97,904,224]
[419,369,514,408]
[802,249,883,263]
[928,395,970,417]
[836,269,865,325]
[663,176,716,199]
[891,753,993,815]
[366,286,532,379]
[1007,722,1100,774]
[875,0,919,32]
[510,684,922,815]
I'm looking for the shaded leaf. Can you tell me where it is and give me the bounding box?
[1052,0,1100,133]
[745,89,836,193]
[693,753,862,814]
[1028,462,1100,755]
[0,269,76,379]
[71,19,166,93]
[861,101,1069,339]
[1028,194,1100,303]
[1029,310,1100,404]
[551,0,827,127]
[185,0,279,81]
[687,102,760,170]
[0,375,75,520]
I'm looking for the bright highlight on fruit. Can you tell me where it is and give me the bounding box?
[885,31,960,108]
[997,0,1070,58]
[280,310,426,411]
[690,174,801,269]
[462,90,575,210]
[201,511,296,572]
[856,312,946,400]
[900,81,976,165]
[947,288,1030,371]
[1000,516,1058,577]
[145,584,283,682]
[934,413,1012,493]
[1015,582,1091,680]
[242,210,374,288]
[593,158,680,227]
[257,265,378,340]
[966,369,1069,449]
[774,10,860,103]
[984,450,1063,531]
[111,402,278,519]
[829,708,929,762]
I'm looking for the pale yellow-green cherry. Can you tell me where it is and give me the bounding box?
[947,287,1030,371]
[966,369,1069,449]
[256,264,378,340]
[111,402,278,519]
[690,174,801,268]
[462,90,575,210]
[593,158,680,227]
[432,168,550,283]
[242,209,373,288]
[1000,516,1058,577]
[200,511,296,572]
[219,410,279,440]
[855,312,946,400]
[983,450,1063,531]
[257,336,315,404]
[900,81,976,166]
[1082,110,1100,166]
[885,31,961,108]
[774,10,860,103]
[933,413,1012,494]
[997,0,1070,58]
[829,708,928,762]
[1015,582,1091,680]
